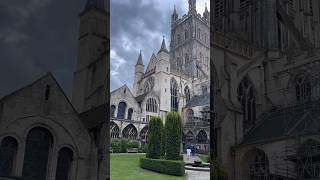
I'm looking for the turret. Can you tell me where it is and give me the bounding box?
[133,51,144,96]
[171,5,178,25]
[188,0,196,13]
[203,3,209,21]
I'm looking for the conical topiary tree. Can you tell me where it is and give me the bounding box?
[165,112,182,160]
[160,121,166,157]
[146,116,162,159]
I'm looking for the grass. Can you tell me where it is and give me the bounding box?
[198,154,210,163]
[111,153,185,180]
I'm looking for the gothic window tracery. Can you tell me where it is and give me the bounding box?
[144,77,154,93]
[170,78,179,112]
[197,130,207,143]
[110,122,120,138]
[248,151,269,179]
[117,102,127,119]
[146,98,157,113]
[122,124,138,140]
[0,136,18,177]
[140,126,148,146]
[237,76,256,132]
[187,109,194,122]
[295,74,311,104]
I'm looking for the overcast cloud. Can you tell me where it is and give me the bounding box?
[0,0,209,98]
[110,0,210,91]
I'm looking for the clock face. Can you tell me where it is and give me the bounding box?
[144,77,154,93]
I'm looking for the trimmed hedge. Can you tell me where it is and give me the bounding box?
[147,116,162,159]
[140,158,185,176]
[165,112,182,160]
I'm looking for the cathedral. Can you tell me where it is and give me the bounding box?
[0,0,110,180]
[211,0,320,179]
[110,0,210,153]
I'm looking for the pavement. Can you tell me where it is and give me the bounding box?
[183,154,210,180]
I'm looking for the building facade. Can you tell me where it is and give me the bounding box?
[0,0,110,179]
[110,0,210,153]
[211,0,320,179]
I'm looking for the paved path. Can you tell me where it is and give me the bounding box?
[183,154,210,180]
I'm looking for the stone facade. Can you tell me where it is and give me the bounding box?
[110,1,210,153]
[0,0,110,180]
[211,0,320,179]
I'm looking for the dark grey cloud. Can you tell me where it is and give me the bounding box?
[0,0,87,98]
[110,0,209,91]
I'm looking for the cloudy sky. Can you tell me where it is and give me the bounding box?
[0,0,209,98]
[110,0,210,91]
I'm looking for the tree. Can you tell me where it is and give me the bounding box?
[165,112,182,160]
[146,116,162,159]
[160,122,166,157]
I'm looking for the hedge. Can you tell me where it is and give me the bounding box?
[111,139,139,153]
[147,116,162,159]
[140,158,185,176]
[165,112,182,160]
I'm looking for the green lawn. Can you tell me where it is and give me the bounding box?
[111,153,185,180]
[198,154,210,163]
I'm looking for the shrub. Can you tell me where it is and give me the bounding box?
[111,138,121,153]
[160,123,166,157]
[165,112,182,160]
[127,140,139,149]
[211,157,228,180]
[139,144,147,153]
[120,139,128,153]
[140,158,185,176]
[147,116,162,159]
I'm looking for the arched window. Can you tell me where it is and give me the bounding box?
[110,122,120,138]
[237,76,256,132]
[185,86,191,103]
[146,98,157,113]
[122,124,138,140]
[187,109,194,122]
[140,126,148,146]
[117,102,127,119]
[185,53,190,75]
[22,127,53,180]
[170,78,179,112]
[144,77,154,93]
[202,85,208,94]
[249,151,269,179]
[197,130,207,143]
[127,108,133,120]
[0,136,18,177]
[295,74,311,104]
[185,131,194,143]
[110,105,116,118]
[55,148,73,180]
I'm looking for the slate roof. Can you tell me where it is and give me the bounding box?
[242,100,320,145]
[186,93,210,107]
[79,103,108,129]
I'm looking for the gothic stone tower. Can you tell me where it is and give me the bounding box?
[72,0,109,113]
[170,0,210,79]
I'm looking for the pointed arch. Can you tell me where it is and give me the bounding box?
[237,75,256,132]
[110,105,116,118]
[0,136,18,177]
[185,131,194,143]
[110,122,120,138]
[140,126,148,146]
[197,130,208,143]
[146,98,157,113]
[122,124,138,140]
[170,78,179,112]
[241,148,269,179]
[294,73,311,104]
[127,108,133,120]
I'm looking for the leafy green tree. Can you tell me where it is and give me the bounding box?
[165,112,182,160]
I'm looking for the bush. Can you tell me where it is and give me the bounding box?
[211,157,228,180]
[165,112,182,160]
[127,140,139,149]
[140,158,185,176]
[139,144,147,153]
[111,138,121,153]
[160,124,166,157]
[147,116,162,159]
[120,139,128,153]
